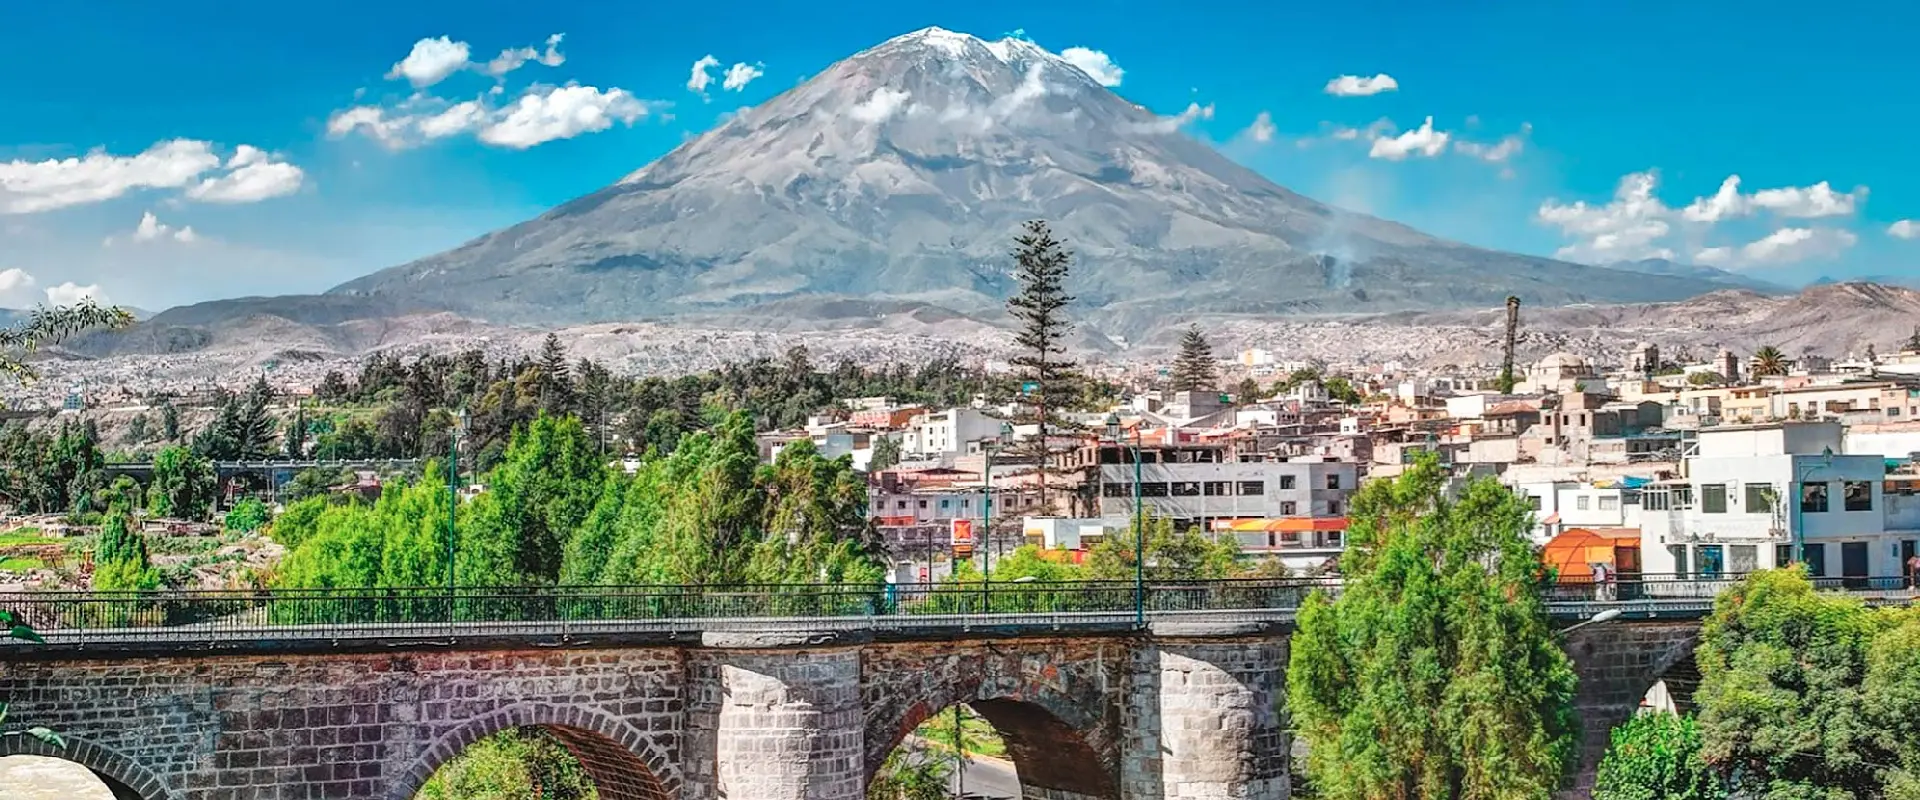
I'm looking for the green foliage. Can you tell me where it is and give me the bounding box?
[279,467,347,504]
[0,419,108,515]
[224,496,270,533]
[272,469,457,591]
[1694,569,1917,797]
[482,413,607,583]
[1594,713,1724,800]
[868,740,953,800]
[1234,376,1262,404]
[147,445,217,520]
[0,299,132,383]
[1169,324,1219,392]
[416,727,599,800]
[1751,345,1789,377]
[194,375,278,459]
[92,511,160,591]
[1005,220,1084,432]
[868,435,903,472]
[1288,456,1578,800]
[1322,376,1364,405]
[1083,513,1243,581]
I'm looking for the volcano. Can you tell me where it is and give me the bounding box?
[326,27,1725,332]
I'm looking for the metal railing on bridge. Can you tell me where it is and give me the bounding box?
[0,576,1911,649]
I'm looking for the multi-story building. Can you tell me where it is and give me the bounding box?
[1638,421,1915,580]
[1088,441,1357,532]
[901,408,1007,459]
[1515,480,1644,542]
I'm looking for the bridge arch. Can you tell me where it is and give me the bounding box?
[1562,621,1703,796]
[387,702,678,800]
[0,734,180,800]
[863,644,1122,799]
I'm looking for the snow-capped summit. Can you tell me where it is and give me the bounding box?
[328,27,1729,331]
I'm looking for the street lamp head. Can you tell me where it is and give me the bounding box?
[1590,608,1623,624]
[999,421,1014,438]
[1104,413,1122,440]
[1822,446,1834,465]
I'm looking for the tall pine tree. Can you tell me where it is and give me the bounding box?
[1005,220,1082,508]
[1169,324,1219,392]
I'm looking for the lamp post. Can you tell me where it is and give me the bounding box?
[981,422,1014,612]
[1105,413,1146,627]
[1558,607,1623,636]
[1788,445,1835,572]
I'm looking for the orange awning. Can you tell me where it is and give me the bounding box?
[1218,517,1351,533]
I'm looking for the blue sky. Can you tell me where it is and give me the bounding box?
[2,0,1916,310]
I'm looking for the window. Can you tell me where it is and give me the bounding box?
[1697,545,1725,578]
[1326,473,1340,490]
[1238,481,1265,496]
[1844,480,1872,511]
[1279,475,1297,490]
[1141,482,1169,497]
[1328,501,1343,515]
[1730,545,1758,574]
[895,500,908,510]
[1745,483,1774,514]
[1599,496,1619,511]
[918,499,928,510]
[1701,484,1727,514]
[1576,496,1591,511]
[1775,544,1793,570]
[1326,531,1343,547]
[1202,481,1229,496]
[872,499,884,511]
[1527,495,1543,511]
[1280,501,1297,516]
[1894,407,1905,417]
[939,499,950,509]
[1803,543,1828,577]
[1801,481,1830,513]
[1667,544,1690,576]
[1171,482,1203,497]
[1102,483,1127,498]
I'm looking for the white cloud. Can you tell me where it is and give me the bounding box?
[483,34,565,78]
[722,62,765,92]
[1058,46,1124,87]
[1537,171,1676,263]
[0,140,222,214]
[1892,219,1919,239]
[0,268,36,306]
[128,211,198,244]
[1694,246,1734,265]
[990,63,1051,120]
[1453,123,1529,163]
[850,88,913,124]
[44,281,104,306]
[687,55,721,96]
[418,100,489,139]
[1368,116,1449,160]
[1682,175,1867,222]
[327,106,415,148]
[1734,227,1858,265]
[478,84,651,149]
[184,151,305,204]
[387,36,471,88]
[1244,111,1276,143]
[1324,74,1398,97]
[1129,101,1214,135]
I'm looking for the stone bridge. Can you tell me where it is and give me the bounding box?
[0,620,1702,800]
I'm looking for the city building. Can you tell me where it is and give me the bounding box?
[901,407,1008,459]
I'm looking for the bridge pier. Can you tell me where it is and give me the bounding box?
[1558,621,1701,798]
[684,641,864,800]
[1124,632,1291,800]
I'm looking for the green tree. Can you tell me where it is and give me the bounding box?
[868,739,952,800]
[147,445,217,520]
[1169,324,1219,391]
[93,511,160,591]
[1594,713,1724,800]
[477,413,607,583]
[159,401,180,441]
[0,300,132,382]
[284,407,308,458]
[1004,220,1083,503]
[224,496,270,533]
[416,728,599,800]
[1750,345,1789,377]
[125,412,150,445]
[1322,376,1363,405]
[1234,376,1262,404]
[1288,456,1578,800]
[1694,569,1901,798]
[868,436,903,472]
[1083,513,1243,580]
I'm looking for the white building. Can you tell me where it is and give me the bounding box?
[1514,481,1644,542]
[902,408,1007,459]
[1093,449,1357,529]
[1638,422,1915,580]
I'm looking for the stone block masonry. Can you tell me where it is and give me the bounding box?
[0,622,1699,799]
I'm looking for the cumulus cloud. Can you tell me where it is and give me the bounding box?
[1368,116,1449,160]
[44,281,105,306]
[483,34,565,78]
[0,140,298,213]
[1682,175,1867,222]
[1244,111,1276,143]
[331,84,657,151]
[1324,73,1398,97]
[1537,171,1676,263]
[1128,101,1214,135]
[1454,123,1530,163]
[125,211,198,244]
[184,149,305,203]
[1058,46,1124,86]
[478,84,652,149]
[687,55,721,96]
[387,36,472,88]
[850,88,913,124]
[1892,219,1919,239]
[0,268,36,306]
[1696,227,1858,267]
[722,62,765,92]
